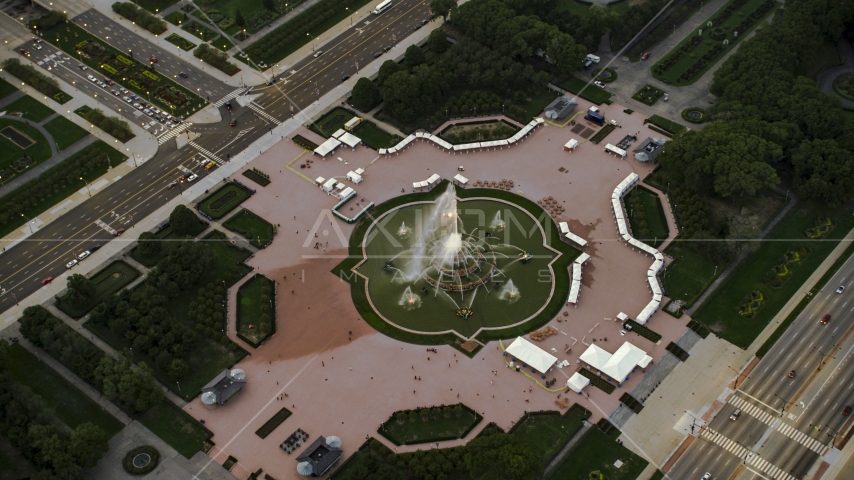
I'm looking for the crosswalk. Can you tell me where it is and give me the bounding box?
[188,142,224,165]
[729,395,826,454]
[248,102,282,125]
[729,395,778,426]
[776,422,826,454]
[213,87,249,107]
[156,122,193,145]
[700,428,797,480]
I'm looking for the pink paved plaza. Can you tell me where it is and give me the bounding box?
[184,100,689,479]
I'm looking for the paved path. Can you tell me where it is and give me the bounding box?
[0,132,97,199]
[817,38,854,109]
[0,89,24,109]
[543,420,594,477]
[686,190,798,317]
[1,114,58,156]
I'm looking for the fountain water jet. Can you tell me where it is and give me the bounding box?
[498,279,521,303]
[399,287,422,310]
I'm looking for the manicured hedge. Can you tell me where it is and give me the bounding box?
[122,446,160,475]
[255,408,292,439]
[193,44,240,76]
[112,2,168,35]
[75,105,135,142]
[2,58,71,104]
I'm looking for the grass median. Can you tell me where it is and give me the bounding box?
[43,116,89,150]
[223,209,275,248]
[3,94,55,122]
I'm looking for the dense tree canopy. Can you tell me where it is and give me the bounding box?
[169,204,202,236]
[464,434,540,480]
[351,77,382,111]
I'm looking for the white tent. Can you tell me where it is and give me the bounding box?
[575,252,590,265]
[426,174,441,184]
[564,139,579,151]
[315,176,325,185]
[559,222,570,235]
[354,167,365,175]
[579,344,612,369]
[321,178,337,192]
[339,187,354,199]
[566,372,590,393]
[346,171,363,184]
[331,129,346,138]
[453,174,468,184]
[506,337,557,373]
[313,137,342,158]
[338,131,362,148]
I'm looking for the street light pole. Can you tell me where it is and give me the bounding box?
[21,213,33,233]
[80,178,91,196]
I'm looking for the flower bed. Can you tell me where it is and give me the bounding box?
[632,84,665,106]
[122,446,160,475]
[577,367,616,394]
[165,33,196,51]
[681,107,707,123]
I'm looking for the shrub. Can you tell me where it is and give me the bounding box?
[193,44,240,76]
[122,446,160,475]
[29,10,67,31]
[75,106,135,142]
[112,2,168,35]
[2,58,67,101]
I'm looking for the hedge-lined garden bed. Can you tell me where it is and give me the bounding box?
[235,274,276,348]
[194,44,240,76]
[255,408,292,439]
[378,404,482,446]
[2,59,72,104]
[75,105,135,142]
[112,2,168,34]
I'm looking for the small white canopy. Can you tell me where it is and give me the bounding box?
[314,137,341,157]
[346,171,363,184]
[506,337,557,373]
[559,222,570,234]
[331,128,346,138]
[564,139,579,151]
[339,187,354,198]
[322,178,337,192]
[315,176,325,185]
[354,167,365,175]
[575,252,590,265]
[338,131,362,148]
[335,182,346,190]
[616,312,628,321]
[566,372,590,393]
[427,174,441,184]
[580,344,612,369]
[454,174,468,184]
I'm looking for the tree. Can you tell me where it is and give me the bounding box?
[168,358,188,380]
[262,0,275,11]
[68,423,108,467]
[377,60,404,86]
[351,77,382,111]
[464,434,540,480]
[428,28,449,54]
[791,139,854,206]
[404,45,426,68]
[66,274,95,307]
[431,0,457,21]
[235,9,245,27]
[28,424,80,478]
[137,231,161,257]
[169,204,200,236]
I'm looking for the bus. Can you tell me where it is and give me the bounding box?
[373,0,392,14]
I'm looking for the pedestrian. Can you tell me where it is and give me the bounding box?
[428,357,430,361]
[322,361,325,367]
[349,367,352,371]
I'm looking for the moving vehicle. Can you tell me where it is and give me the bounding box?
[383,45,392,53]
[837,286,845,294]
[77,251,91,261]
[179,72,188,78]
[373,0,392,15]
[641,52,651,60]
[205,161,217,169]
[822,314,831,325]
[167,181,177,189]
[149,55,157,63]
[313,50,323,58]
[111,89,119,96]
[41,277,53,285]
[87,75,96,82]
[729,409,740,421]
[225,101,232,111]
[844,406,852,416]
[78,64,87,70]
[103,78,114,85]
[230,119,237,127]
[66,259,78,269]
[186,174,198,182]
[586,54,600,63]
[33,43,42,50]
[114,228,125,236]
[19,48,29,56]
[788,370,795,378]
[91,245,101,252]
[702,474,712,480]
[341,74,351,82]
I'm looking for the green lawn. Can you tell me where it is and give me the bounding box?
[165,33,197,51]
[661,243,722,308]
[314,107,355,137]
[0,78,17,101]
[693,202,854,347]
[3,94,55,122]
[646,115,687,136]
[211,36,235,52]
[199,183,252,219]
[0,118,52,176]
[547,428,648,480]
[352,121,401,149]
[163,11,189,26]
[0,434,37,480]
[522,90,560,119]
[511,406,591,467]
[56,260,140,318]
[137,401,212,458]
[44,22,205,118]
[182,20,219,42]
[558,76,612,104]
[0,140,123,239]
[236,274,276,347]
[223,209,275,248]
[378,405,481,445]
[626,186,669,248]
[133,0,179,13]
[5,343,125,438]
[42,116,89,151]
[200,230,255,286]
[652,0,777,86]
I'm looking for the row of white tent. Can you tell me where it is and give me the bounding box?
[316,177,355,199]
[413,173,441,189]
[567,252,590,305]
[579,341,653,383]
[611,173,665,325]
[312,130,364,159]
[379,119,545,156]
[558,222,588,248]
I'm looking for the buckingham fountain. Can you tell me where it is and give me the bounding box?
[353,184,562,339]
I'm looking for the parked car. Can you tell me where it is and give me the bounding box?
[90,244,101,252]
[844,406,852,416]
[66,259,78,269]
[594,81,606,89]
[641,52,651,60]
[836,285,845,294]
[77,251,91,260]
[341,74,351,82]
[114,228,125,236]
[822,313,831,325]
[383,45,392,53]
[313,50,323,58]
[373,51,382,58]
[41,277,53,285]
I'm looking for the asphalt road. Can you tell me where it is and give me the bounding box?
[670,257,854,480]
[0,0,431,314]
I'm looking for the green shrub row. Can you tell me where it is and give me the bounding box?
[2,58,70,103]
[193,44,240,76]
[75,105,135,142]
[112,2,168,35]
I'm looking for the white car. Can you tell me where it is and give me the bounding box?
[77,251,91,260]
[143,109,152,115]
[702,473,712,480]
[66,259,78,269]
[87,75,96,82]
[594,80,606,89]
[836,286,845,294]
[123,96,132,103]
[186,174,198,182]
[151,107,161,114]
[34,43,42,50]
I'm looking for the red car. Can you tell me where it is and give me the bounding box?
[843,406,852,416]
[19,48,29,56]
[114,228,126,236]
[641,52,651,60]
[41,276,53,285]
[822,314,831,325]
[149,55,157,63]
